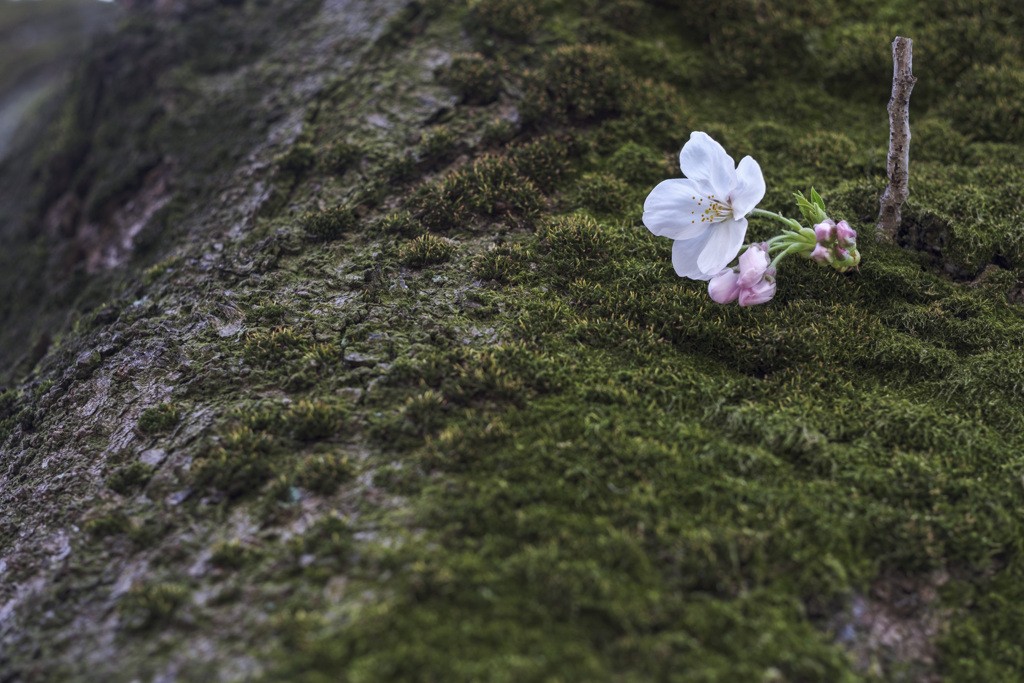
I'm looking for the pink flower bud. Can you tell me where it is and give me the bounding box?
[814,220,836,243]
[708,269,740,304]
[836,220,856,247]
[737,244,770,288]
[738,270,776,307]
[810,244,832,264]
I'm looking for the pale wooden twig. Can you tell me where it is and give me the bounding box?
[877,37,916,242]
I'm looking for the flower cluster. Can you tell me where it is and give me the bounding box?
[642,133,860,307]
[810,219,859,271]
[708,243,776,307]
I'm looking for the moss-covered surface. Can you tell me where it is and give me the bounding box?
[2,0,1024,680]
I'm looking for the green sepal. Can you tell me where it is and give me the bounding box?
[794,189,828,225]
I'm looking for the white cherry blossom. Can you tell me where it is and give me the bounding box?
[643,132,766,280]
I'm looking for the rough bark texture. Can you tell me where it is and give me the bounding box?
[877,36,917,243]
[2,3,1024,682]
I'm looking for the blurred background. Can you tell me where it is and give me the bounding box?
[0,0,119,163]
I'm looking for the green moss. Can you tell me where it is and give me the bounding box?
[445,53,503,105]
[509,135,575,193]
[370,389,450,450]
[399,234,456,267]
[85,510,133,538]
[0,389,18,420]
[417,126,458,165]
[108,462,156,495]
[245,301,289,325]
[472,241,535,283]
[370,463,422,495]
[943,63,1024,143]
[12,0,1024,678]
[791,132,859,180]
[481,117,517,146]
[537,214,610,274]
[242,327,313,366]
[607,142,671,187]
[210,540,260,570]
[376,211,423,237]
[294,453,355,495]
[321,139,363,175]
[192,426,280,498]
[234,401,288,435]
[382,152,418,183]
[276,143,316,176]
[137,403,181,435]
[411,155,543,232]
[465,0,543,43]
[685,0,836,81]
[287,399,346,441]
[912,117,971,165]
[271,14,1024,664]
[300,205,358,241]
[521,44,632,126]
[142,256,181,286]
[287,514,352,580]
[574,172,635,217]
[118,582,190,632]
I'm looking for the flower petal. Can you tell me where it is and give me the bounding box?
[695,217,747,277]
[737,244,769,288]
[642,178,716,241]
[729,156,766,219]
[738,278,776,307]
[708,269,740,304]
[679,132,736,197]
[671,231,716,280]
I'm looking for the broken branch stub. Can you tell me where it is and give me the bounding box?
[877,36,916,243]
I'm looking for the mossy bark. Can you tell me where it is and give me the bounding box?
[2,1,1024,681]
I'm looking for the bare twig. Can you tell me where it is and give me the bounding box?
[877,37,916,242]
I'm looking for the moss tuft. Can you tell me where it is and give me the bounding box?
[574,172,635,217]
[399,234,456,267]
[465,0,542,43]
[210,540,259,570]
[472,241,534,283]
[242,327,312,366]
[275,143,316,176]
[137,403,181,435]
[411,155,543,232]
[294,453,355,495]
[509,135,574,193]
[85,510,133,538]
[321,139,363,175]
[607,142,671,187]
[108,462,156,495]
[444,53,503,105]
[685,0,836,80]
[943,63,1024,143]
[417,126,458,166]
[382,152,418,183]
[192,426,280,498]
[286,514,352,582]
[300,205,358,242]
[288,399,346,441]
[118,583,190,632]
[376,211,423,237]
[522,44,632,126]
[245,301,289,325]
[538,214,610,273]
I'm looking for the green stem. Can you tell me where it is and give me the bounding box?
[769,243,804,270]
[751,208,803,232]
